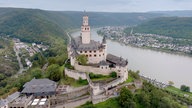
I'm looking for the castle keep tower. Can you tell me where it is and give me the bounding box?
[81,15,91,44]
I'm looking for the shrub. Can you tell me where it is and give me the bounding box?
[110,71,117,78]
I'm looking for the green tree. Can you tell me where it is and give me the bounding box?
[46,64,61,81]
[0,74,5,81]
[110,71,117,78]
[77,54,88,65]
[129,70,140,80]
[135,91,150,107]
[180,85,190,92]
[118,87,136,108]
[31,68,42,79]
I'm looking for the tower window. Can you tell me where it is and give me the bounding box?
[94,50,96,53]
[89,51,92,53]
[99,54,101,57]
[89,55,92,57]
[86,55,88,57]
[85,51,87,53]
[94,54,96,57]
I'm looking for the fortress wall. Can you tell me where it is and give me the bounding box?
[74,62,128,79]
[65,68,87,80]
[74,62,112,75]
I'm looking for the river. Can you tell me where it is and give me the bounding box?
[71,29,192,89]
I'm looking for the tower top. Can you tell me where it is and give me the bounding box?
[82,15,89,26]
[81,13,91,44]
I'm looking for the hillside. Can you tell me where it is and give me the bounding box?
[0,9,66,44]
[0,8,164,44]
[150,10,192,17]
[125,17,192,39]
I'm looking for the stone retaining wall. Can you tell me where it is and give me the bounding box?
[74,62,111,75]
[50,86,90,107]
[65,68,86,80]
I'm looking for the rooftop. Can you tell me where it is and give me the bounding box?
[10,96,32,105]
[22,78,57,95]
[6,92,20,103]
[106,54,128,67]
[0,100,7,107]
[71,36,105,52]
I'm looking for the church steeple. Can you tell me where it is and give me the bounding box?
[81,13,91,44]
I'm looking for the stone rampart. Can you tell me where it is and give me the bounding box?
[74,62,112,75]
[65,68,86,80]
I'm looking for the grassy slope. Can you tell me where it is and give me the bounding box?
[126,17,192,39]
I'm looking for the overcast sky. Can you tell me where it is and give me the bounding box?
[0,0,192,12]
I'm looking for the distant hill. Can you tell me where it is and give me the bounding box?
[0,8,163,43]
[150,10,192,17]
[125,17,192,39]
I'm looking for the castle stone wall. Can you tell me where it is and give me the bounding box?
[65,68,86,80]
[74,62,111,75]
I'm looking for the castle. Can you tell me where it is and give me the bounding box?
[67,14,128,95]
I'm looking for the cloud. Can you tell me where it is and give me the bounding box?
[0,0,191,12]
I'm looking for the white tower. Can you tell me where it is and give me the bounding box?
[81,15,91,44]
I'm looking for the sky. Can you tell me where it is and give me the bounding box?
[0,0,192,12]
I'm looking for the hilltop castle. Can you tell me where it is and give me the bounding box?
[69,15,107,64]
[67,14,128,95]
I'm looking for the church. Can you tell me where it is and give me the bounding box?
[68,14,128,82]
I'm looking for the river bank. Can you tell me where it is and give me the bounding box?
[104,37,192,58]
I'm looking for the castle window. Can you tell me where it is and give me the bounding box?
[94,50,96,53]
[101,67,103,69]
[94,54,96,57]
[85,28,86,30]
[103,53,104,55]
[86,55,88,57]
[99,54,101,57]
[89,55,92,57]
[89,51,92,53]
[87,28,89,30]
[85,51,87,53]
[80,51,82,53]
[106,67,107,69]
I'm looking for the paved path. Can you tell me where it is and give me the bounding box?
[13,45,26,74]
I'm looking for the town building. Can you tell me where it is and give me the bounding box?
[0,92,20,108]
[21,78,57,98]
[8,95,33,108]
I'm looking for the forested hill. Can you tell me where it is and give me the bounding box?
[126,17,192,39]
[150,10,192,17]
[0,8,163,43]
[0,8,66,44]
